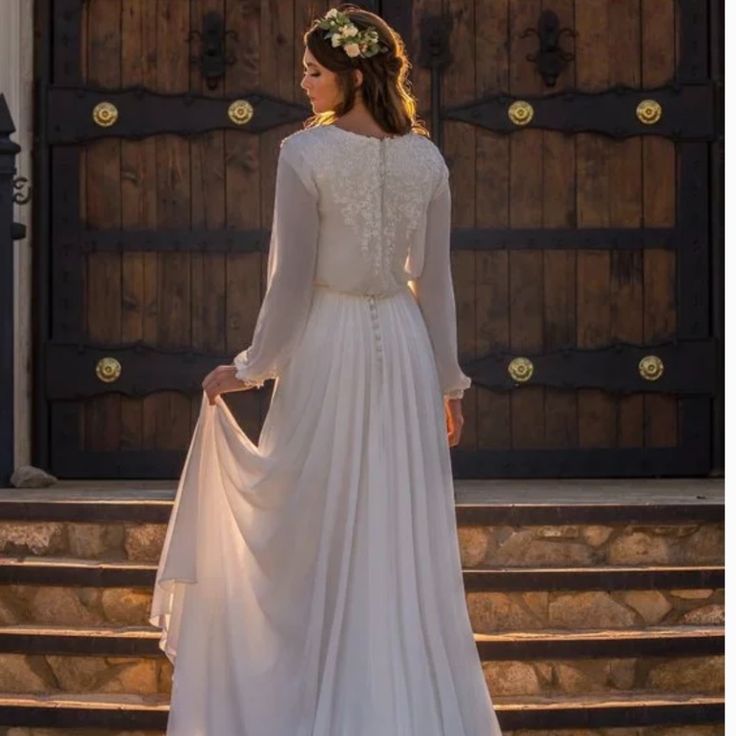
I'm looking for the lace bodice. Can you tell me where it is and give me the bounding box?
[232,124,472,399]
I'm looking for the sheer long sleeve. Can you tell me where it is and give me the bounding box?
[412,169,472,400]
[232,139,319,389]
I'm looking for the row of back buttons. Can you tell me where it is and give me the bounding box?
[367,295,383,358]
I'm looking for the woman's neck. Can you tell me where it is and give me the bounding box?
[333,100,388,138]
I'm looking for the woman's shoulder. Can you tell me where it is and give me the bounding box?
[408,132,448,168]
[280,126,331,152]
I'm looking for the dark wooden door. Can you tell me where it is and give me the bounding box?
[38,0,720,478]
[39,0,343,477]
[389,0,721,477]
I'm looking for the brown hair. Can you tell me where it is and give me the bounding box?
[302,4,429,138]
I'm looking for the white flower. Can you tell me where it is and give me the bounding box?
[325,8,339,19]
[331,33,342,47]
[342,24,358,37]
[343,42,361,57]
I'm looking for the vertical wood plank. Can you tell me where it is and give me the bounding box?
[444,0,477,448]
[574,0,616,448]
[542,0,577,449]
[154,0,192,450]
[475,0,509,449]
[608,0,644,448]
[509,0,545,450]
[190,0,227,428]
[121,0,158,451]
[85,0,122,453]
[225,0,265,438]
[642,0,677,447]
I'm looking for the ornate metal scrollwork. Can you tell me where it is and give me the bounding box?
[188,11,238,90]
[418,13,453,148]
[520,10,576,87]
[12,176,31,205]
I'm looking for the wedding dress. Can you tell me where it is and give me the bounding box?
[149,123,503,735]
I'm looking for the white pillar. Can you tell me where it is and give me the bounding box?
[0,0,35,473]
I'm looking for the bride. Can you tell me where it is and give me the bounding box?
[150,5,503,734]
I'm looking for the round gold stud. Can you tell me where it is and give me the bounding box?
[227,99,254,126]
[508,356,534,383]
[95,357,122,383]
[92,102,119,128]
[508,100,534,126]
[638,355,664,381]
[636,99,662,125]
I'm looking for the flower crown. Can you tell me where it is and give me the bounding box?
[317,8,389,59]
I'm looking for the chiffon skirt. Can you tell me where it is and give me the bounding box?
[149,283,502,736]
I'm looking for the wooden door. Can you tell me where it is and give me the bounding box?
[40,0,347,477]
[387,0,720,477]
[39,0,719,478]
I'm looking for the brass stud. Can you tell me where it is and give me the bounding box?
[508,100,534,126]
[636,99,662,125]
[92,102,119,128]
[96,357,122,383]
[227,99,254,126]
[638,355,664,381]
[508,356,534,383]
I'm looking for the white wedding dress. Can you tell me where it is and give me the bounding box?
[149,123,503,735]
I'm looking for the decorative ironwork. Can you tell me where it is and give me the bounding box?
[48,88,308,143]
[95,357,122,383]
[227,99,254,126]
[520,9,576,87]
[639,355,664,381]
[508,357,534,383]
[444,84,714,140]
[464,341,714,396]
[91,101,118,127]
[636,98,663,125]
[12,176,31,205]
[508,100,534,126]
[418,13,453,148]
[188,11,238,90]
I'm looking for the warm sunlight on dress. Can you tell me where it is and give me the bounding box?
[149,123,501,735]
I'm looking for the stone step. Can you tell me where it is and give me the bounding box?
[468,587,723,633]
[0,691,723,732]
[0,623,722,659]
[0,558,723,630]
[0,480,723,521]
[0,623,722,700]
[0,555,724,589]
[0,482,723,570]
[0,516,723,569]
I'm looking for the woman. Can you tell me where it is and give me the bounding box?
[150,5,502,735]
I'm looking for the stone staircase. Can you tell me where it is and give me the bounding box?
[0,479,724,735]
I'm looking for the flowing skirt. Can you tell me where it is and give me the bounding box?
[149,283,502,736]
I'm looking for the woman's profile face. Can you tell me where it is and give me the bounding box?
[301,48,352,114]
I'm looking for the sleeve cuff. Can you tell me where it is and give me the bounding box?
[232,350,276,389]
[442,373,471,400]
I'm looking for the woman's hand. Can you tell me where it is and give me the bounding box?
[202,365,248,406]
[444,397,464,447]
